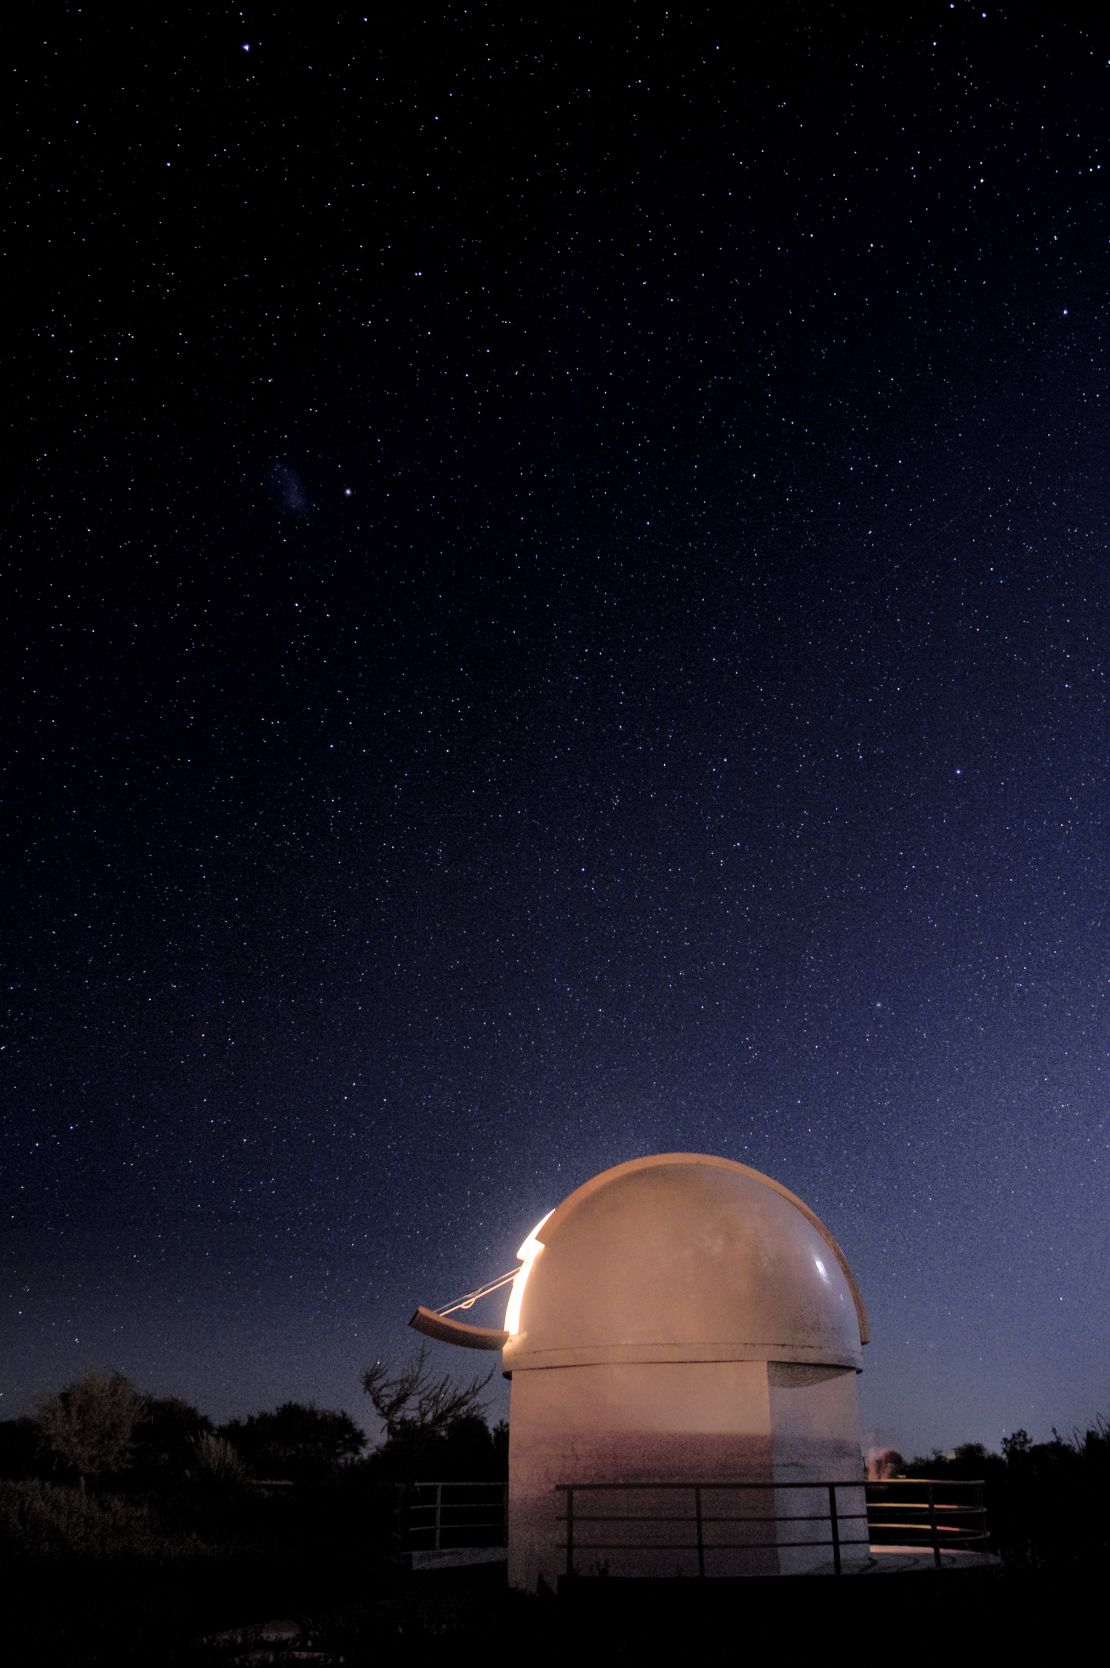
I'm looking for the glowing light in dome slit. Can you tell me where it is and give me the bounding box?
[504,1211,553,1336]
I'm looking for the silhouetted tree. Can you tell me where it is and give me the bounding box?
[34,1370,144,1492]
[219,1402,366,1483]
[129,1395,213,1488]
[0,1417,46,1480]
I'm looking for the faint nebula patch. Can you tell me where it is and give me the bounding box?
[269,462,309,514]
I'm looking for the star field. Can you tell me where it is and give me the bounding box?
[3,5,1108,1453]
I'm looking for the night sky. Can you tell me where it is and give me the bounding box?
[5,5,1108,1458]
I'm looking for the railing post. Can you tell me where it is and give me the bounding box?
[694,1485,705,1578]
[828,1484,842,1575]
[927,1484,941,1569]
[565,1486,575,1580]
[434,1483,443,1553]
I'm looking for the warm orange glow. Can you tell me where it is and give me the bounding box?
[503,1210,553,1336]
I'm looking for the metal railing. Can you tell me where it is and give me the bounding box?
[555,1477,988,1578]
[864,1477,989,1567]
[403,1479,508,1553]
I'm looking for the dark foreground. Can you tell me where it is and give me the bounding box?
[4,1556,1096,1665]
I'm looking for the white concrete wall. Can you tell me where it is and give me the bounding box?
[509,1360,781,1589]
[508,1359,866,1587]
[768,1362,868,1574]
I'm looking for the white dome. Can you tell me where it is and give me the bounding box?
[502,1153,867,1372]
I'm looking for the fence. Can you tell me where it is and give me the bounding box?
[864,1477,989,1565]
[555,1477,988,1578]
[402,1475,989,1574]
[403,1480,508,1554]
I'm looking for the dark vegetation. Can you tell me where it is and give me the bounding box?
[900,1422,1110,1571]
[0,1351,505,1663]
[0,1364,1104,1664]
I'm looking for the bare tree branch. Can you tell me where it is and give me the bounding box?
[361,1343,492,1441]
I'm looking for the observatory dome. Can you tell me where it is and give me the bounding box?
[502,1153,867,1373]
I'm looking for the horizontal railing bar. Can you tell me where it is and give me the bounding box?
[708,1513,868,1524]
[867,1514,981,1527]
[408,1502,504,1511]
[408,1507,504,1521]
[408,1505,504,1517]
[865,1478,985,1487]
[557,1539,872,1554]
[410,1481,507,1494]
[554,1480,867,1492]
[553,1478,984,1491]
[560,1513,869,1526]
[867,1500,980,1510]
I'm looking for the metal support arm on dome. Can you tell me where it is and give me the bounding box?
[408,1265,518,1349]
[434,1267,519,1315]
[409,1306,509,1350]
